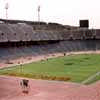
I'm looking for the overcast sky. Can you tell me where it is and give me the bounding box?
[0,0,100,28]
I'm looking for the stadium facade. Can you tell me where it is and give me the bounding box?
[0,19,100,62]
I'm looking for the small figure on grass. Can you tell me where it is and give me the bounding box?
[64,53,66,56]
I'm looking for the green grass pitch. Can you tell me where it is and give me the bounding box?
[0,54,100,84]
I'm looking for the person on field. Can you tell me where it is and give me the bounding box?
[20,79,29,94]
[64,53,66,56]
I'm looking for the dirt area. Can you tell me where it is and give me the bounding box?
[0,50,100,69]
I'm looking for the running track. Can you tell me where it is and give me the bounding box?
[0,76,100,100]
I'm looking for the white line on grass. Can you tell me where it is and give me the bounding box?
[82,72,100,84]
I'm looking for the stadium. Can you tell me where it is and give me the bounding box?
[0,19,100,100]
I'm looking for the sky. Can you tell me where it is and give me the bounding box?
[0,0,100,28]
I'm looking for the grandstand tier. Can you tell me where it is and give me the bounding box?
[0,40,99,61]
[0,19,99,42]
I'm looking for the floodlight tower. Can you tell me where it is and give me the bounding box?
[5,2,9,19]
[38,5,40,22]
